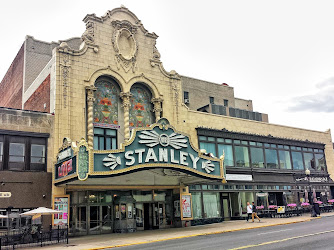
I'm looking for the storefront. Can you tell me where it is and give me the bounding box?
[53,120,225,235]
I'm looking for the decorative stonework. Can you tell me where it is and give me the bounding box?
[152,41,161,61]
[59,137,72,152]
[86,86,97,149]
[60,53,71,108]
[82,21,95,45]
[152,97,163,122]
[120,92,132,140]
[111,20,138,73]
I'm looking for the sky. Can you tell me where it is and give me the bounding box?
[1,0,334,138]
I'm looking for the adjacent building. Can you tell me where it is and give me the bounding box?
[0,6,333,234]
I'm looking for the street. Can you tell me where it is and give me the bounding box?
[116,216,334,250]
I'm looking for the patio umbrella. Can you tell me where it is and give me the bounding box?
[20,207,61,231]
[20,207,60,217]
[0,214,7,218]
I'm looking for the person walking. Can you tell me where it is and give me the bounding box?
[252,202,261,222]
[246,202,252,222]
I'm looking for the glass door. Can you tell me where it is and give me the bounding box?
[76,206,87,235]
[152,203,159,229]
[135,204,144,230]
[222,193,231,220]
[89,206,100,234]
[101,206,112,233]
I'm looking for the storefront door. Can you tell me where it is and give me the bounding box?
[89,206,100,234]
[221,194,231,220]
[142,202,165,230]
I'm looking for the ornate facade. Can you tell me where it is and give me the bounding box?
[0,6,334,234]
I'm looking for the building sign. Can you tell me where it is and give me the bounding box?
[0,192,11,198]
[53,195,69,226]
[181,194,192,220]
[55,156,76,180]
[226,174,252,181]
[295,176,328,183]
[92,121,225,181]
[277,206,285,214]
[57,147,72,162]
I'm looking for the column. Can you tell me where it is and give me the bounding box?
[120,92,132,140]
[86,85,97,149]
[152,97,163,122]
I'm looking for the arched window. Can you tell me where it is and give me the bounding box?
[129,84,154,128]
[93,77,120,150]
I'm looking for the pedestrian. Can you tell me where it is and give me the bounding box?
[246,202,252,222]
[252,202,261,222]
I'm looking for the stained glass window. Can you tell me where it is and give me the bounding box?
[93,78,120,128]
[129,84,154,128]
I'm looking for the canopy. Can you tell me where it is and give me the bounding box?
[0,214,7,218]
[20,207,60,217]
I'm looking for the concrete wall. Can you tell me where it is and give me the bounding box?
[181,76,236,110]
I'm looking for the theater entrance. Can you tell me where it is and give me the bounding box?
[136,202,166,230]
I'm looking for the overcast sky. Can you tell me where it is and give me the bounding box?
[1,0,334,139]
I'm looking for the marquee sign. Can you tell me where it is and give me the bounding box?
[54,119,226,184]
[92,120,225,181]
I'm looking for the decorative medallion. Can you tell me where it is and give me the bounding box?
[112,20,138,73]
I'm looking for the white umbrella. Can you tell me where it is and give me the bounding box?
[0,214,7,218]
[20,207,61,217]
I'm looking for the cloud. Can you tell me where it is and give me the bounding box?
[287,77,334,112]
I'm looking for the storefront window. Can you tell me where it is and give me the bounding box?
[250,147,264,168]
[278,150,292,169]
[240,192,254,215]
[265,149,278,169]
[304,152,315,170]
[292,151,304,170]
[133,191,153,202]
[285,192,295,204]
[192,192,202,219]
[218,144,234,166]
[199,142,216,155]
[234,146,250,167]
[256,193,268,208]
[315,154,325,171]
[203,192,221,218]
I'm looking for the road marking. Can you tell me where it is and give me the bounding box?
[257,228,293,235]
[230,229,334,250]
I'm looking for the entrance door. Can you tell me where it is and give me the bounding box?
[101,206,112,233]
[222,194,231,220]
[89,206,100,234]
[77,206,87,235]
[144,203,151,230]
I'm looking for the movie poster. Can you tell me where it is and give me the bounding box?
[53,196,69,226]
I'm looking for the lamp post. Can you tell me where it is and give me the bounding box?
[305,169,312,216]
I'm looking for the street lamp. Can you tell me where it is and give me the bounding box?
[305,169,312,216]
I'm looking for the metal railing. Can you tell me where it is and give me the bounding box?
[0,225,68,249]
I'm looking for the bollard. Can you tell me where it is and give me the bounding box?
[57,225,60,243]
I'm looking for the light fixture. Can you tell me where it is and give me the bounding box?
[305,169,310,176]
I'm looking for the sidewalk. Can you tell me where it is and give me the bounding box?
[30,212,334,250]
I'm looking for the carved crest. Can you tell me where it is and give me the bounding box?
[111,20,138,73]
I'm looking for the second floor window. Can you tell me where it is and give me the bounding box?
[0,134,47,171]
[93,128,117,150]
[209,97,214,104]
[184,91,189,104]
[224,99,229,107]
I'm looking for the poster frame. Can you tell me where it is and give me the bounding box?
[180,193,193,221]
[52,194,70,226]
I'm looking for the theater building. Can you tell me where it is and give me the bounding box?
[0,6,334,234]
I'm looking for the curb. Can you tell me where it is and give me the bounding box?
[84,217,321,250]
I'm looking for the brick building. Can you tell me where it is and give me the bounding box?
[0,6,333,234]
